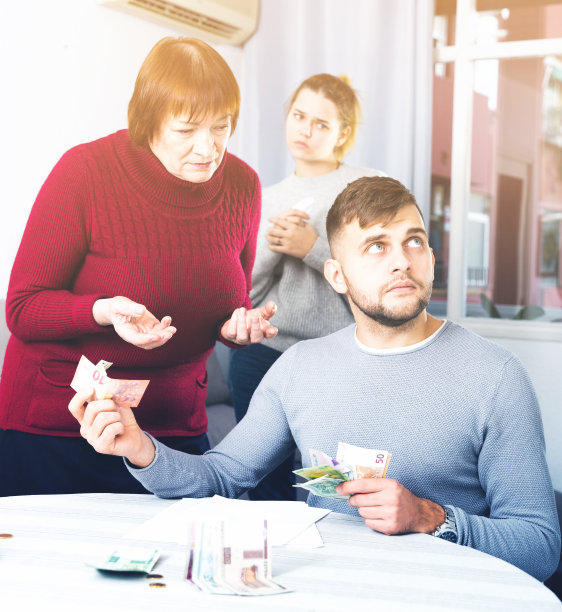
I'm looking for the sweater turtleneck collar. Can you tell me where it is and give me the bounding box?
[115,130,226,213]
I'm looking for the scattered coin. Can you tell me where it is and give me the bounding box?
[145,573,163,579]
[148,582,166,588]
[0,534,13,539]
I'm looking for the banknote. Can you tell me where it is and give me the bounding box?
[70,355,150,408]
[221,519,287,595]
[293,475,349,500]
[310,448,337,467]
[293,443,392,501]
[90,547,160,573]
[186,518,290,596]
[336,442,392,479]
[109,379,151,409]
[189,521,232,595]
[293,465,351,481]
[310,448,351,474]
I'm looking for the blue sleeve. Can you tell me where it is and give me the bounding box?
[451,357,560,582]
[126,353,296,499]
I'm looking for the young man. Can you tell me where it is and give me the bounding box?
[70,177,560,582]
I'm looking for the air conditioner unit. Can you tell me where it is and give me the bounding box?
[98,0,259,46]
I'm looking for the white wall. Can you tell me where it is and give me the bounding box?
[0,0,243,297]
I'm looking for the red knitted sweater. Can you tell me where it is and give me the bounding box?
[0,130,260,437]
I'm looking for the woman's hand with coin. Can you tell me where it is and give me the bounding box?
[68,389,156,468]
[265,209,317,258]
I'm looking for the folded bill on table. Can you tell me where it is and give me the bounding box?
[88,547,160,573]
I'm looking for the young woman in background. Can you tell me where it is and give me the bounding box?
[229,73,386,500]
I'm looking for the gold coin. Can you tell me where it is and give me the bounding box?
[0,534,13,539]
[145,573,163,579]
[148,582,166,588]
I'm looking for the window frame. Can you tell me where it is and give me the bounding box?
[435,0,562,340]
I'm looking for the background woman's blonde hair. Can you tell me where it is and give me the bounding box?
[128,37,240,148]
[287,73,362,160]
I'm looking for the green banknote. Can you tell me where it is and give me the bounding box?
[294,444,392,501]
[293,475,349,500]
[293,465,351,481]
[90,547,160,573]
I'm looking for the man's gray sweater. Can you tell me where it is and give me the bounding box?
[128,322,561,582]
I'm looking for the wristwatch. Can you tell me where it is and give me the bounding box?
[431,506,458,543]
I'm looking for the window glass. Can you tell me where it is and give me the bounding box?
[429,55,562,322]
[434,1,562,47]
[427,69,454,318]
[430,1,562,322]
[473,55,562,321]
[475,2,562,44]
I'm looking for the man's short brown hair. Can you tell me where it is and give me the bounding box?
[326,176,424,248]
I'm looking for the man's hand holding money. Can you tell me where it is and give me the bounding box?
[336,478,445,536]
[68,390,156,468]
[92,296,177,350]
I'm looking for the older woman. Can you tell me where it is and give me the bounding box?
[0,37,276,496]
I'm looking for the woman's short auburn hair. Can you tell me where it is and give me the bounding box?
[128,37,240,148]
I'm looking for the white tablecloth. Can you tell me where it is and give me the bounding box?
[0,493,559,611]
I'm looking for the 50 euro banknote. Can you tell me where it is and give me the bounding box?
[336,442,392,479]
[293,443,392,500]
[70,355,150,409]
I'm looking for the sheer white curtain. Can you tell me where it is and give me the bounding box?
[236,0,434,219]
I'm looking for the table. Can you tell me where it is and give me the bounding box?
[0,493,559,611]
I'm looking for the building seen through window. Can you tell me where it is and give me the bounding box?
[430,1,562,322]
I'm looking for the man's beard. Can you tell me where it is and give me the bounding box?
[345,275,433,328]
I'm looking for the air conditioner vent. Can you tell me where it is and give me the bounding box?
[128,0,240,37]
[98,0,259,45]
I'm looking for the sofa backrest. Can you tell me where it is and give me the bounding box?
[0,299,8,376]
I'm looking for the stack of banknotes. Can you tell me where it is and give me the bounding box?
[293,442,392,500]
[186,518,290,596]
[70,355,150,409]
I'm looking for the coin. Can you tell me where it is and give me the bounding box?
[0,534,13,539]
[148,582,166,588]
[145,573,163,579]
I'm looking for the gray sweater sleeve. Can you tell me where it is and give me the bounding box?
[249,232,283,308]
[302,235,332,273]
[125,362,296,499]
[449,356,560,581]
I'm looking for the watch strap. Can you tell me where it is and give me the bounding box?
[431,505,458,543]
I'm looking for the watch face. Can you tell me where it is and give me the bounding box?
[439,530,458,543]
